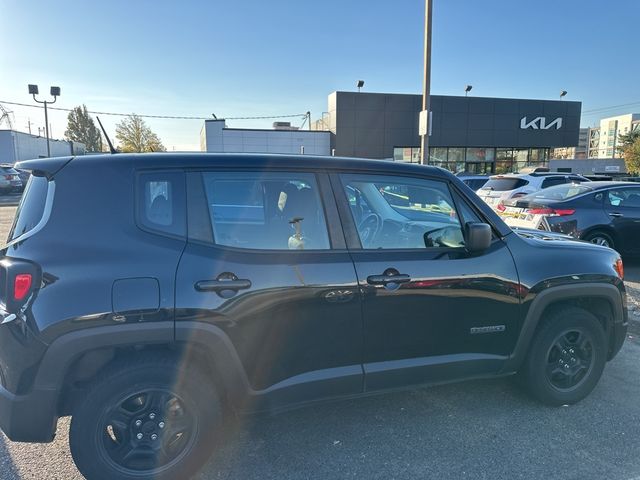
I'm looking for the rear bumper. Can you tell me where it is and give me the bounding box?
[0,384,58,442]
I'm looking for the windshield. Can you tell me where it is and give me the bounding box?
[526,183,592,201]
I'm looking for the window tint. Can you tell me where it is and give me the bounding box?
[340,174,465,250]
[8,176,49,242]
[481,177,528,191]
[541,177,568,189]
[137,172,185,237]
[607,188,640,207]
[202,171,330,250]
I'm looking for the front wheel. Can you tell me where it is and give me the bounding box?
[70,355,222,480]
[519,306,607,406]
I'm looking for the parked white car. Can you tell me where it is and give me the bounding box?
[476,171,589,209]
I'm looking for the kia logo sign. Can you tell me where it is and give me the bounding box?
[520,116,563,130]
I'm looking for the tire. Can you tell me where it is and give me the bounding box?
[583,230,615,250]
[519,306,607,406]
[69,354,222,480]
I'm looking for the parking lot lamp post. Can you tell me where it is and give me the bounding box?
[28,84,61,157]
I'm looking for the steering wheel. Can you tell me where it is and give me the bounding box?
[358,213,383,248]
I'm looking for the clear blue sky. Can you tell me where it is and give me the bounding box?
[1,0,638,150]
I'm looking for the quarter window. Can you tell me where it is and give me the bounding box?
[340,174,466,250]
[137,172,185,237]
[202,172,330,250]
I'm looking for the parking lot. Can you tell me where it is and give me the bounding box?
[1,204,639,480]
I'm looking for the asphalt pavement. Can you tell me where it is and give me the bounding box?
[1,205,640,480]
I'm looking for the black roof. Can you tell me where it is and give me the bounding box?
[17,153,455,181]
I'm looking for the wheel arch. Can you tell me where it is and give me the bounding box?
[502,283,624,373]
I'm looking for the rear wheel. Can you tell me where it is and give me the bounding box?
[69,355,221,480]
[583,230,615,249]
[519,307,607,406]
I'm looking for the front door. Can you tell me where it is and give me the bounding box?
[332,172,521,391]
[175,169,362,410]
[604,185,640,255]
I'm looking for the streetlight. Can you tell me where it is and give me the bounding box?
[356,80,365,93]
[560,90,567,100]
[465,85,473,97]
[28,84,61,157]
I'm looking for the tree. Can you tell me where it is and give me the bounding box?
[64,105,102,152]
[115,114,166,152]
[621,137,640,175]
[617,129,640,155]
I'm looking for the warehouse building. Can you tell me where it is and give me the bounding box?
[0,130,85,163]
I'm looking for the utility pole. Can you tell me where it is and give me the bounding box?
[26,119,32,134]
[420,0,433,165]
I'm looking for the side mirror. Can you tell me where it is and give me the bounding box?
[465,222,492,253]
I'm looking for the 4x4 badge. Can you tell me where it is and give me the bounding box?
[470,325,506,334]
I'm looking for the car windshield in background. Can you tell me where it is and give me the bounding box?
[526,184,592,201]
[481,177,528,191]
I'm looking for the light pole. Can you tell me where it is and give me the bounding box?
[28,84,61,157]
[465,85,473,97]
[560,90,567,100]
[357,80,365,93]
[420,0,433,165]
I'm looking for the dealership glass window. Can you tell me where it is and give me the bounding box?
[466,148,495,163]
[429,147,447,163]
[448,148,465,163]
[513,149,529,172]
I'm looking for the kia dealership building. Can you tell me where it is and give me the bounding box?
[317,91,581,174]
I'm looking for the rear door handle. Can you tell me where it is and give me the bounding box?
[195,272,252,293]
[609,212,623,218]
[195,279,252,292]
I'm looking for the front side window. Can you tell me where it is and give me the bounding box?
[340,174,466,250]
[202,171,330,250]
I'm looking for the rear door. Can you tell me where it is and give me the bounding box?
[174,169,362,410]
[604,186,640,254]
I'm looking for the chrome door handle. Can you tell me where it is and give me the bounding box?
[366,274,411,285]
[608,212,623,218]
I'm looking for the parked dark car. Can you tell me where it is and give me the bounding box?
[0,165,23,194]
[499,181,640,255]
[455,173,490,191]
[0,154,627,480]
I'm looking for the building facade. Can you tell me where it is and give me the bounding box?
[321,91,581,174]
[200,119,330,156]
[588,113,640,158]
[551,127,588,159]
[0,130,85,163]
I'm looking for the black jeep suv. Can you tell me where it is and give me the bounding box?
[0,154,628,480]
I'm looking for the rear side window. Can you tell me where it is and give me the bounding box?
[541,177,568,189]
[8,175,49,242]
[137,172,185,237]
[201,171,330,250]
[482,178,528,191]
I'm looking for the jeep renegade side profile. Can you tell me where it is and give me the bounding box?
[0,154,627,480]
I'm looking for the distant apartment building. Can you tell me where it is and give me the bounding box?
[588,113,640,158]
[551,127,589,159]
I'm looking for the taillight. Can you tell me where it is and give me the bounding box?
[527,208,575,216]
[614,258,624,280]
[14,274,32,301]
[496,203,506,212]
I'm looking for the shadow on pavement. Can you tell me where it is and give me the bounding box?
[0,435,20,479]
